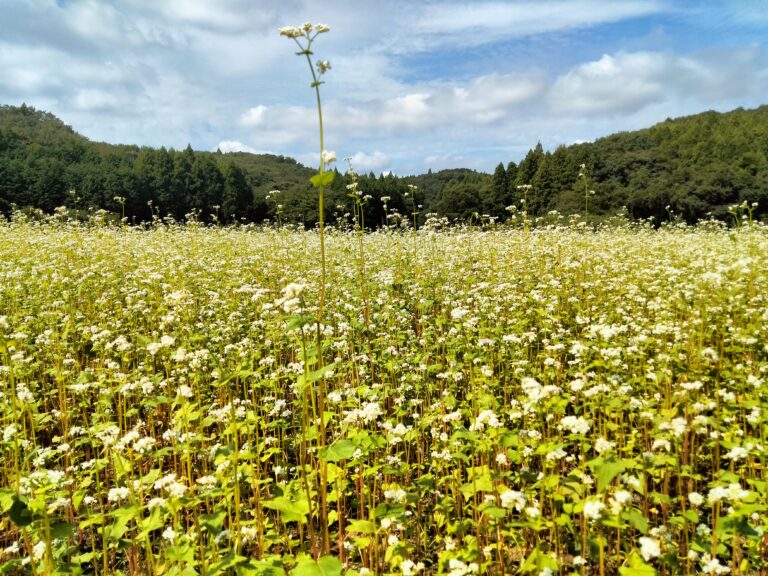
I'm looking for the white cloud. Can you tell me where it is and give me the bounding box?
[240,71,546,148]
[549,47,767,115]
[421,0,663,33]
[124,0,296,33]
[549,52,667,114]
[73,88,121,111]
[347,151,391,174]
[1,0,765,174]
[217,140,257,153]
[385,0,667,52]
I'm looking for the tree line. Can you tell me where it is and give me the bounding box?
[2,103,767,226]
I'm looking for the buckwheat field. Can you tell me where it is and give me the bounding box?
[1,215,768,576]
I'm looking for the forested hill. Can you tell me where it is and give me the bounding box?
[508,104,768,222]
[1,103,767,225]
[0,104,312,223]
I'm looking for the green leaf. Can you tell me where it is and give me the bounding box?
[346,519,376,535]
[9,496,36,527]
[622,508,649,535]
[681,509,699,524]
[0,559,23,575]
[204,550,247,576]
[319,439,357,462]
[310,172,335,188]
[374,502,405,520]
[262,496,310,524]
[619,550,656,575]
[0,489,15,513]
[285,315,314,332]
[71,552,95,565]
[50,520,77,539]
[106,505,140,540]
[460,465,494,497]
[112,451,130,480]
[519,545,540,573]
[296,364,336,393]
[139,506,165,538]
[200,510,227,533]
[718,515,760,538]
[238,559,287,576]
[290,555,343,576]
[589,456,626,492]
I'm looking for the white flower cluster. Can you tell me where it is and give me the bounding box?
[342,401,383,425]
[500,489,526,511]
[275,282,306,314]
[707,483,749,504]
[469,409,502,432]
[279,22,330,38]
[558,415,591,435]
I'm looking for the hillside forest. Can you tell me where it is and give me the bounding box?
[1,103,767,226]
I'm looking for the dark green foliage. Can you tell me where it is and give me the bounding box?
[2,103,768,225]
[502,107,768,222]
[0,104,314,223]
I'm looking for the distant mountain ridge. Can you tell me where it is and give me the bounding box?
[1,103,766,224]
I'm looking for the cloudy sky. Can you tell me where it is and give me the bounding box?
[1,0,767,175]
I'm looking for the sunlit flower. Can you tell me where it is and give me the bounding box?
[108,486,130,502]
[639,536,661,561]
[582,499,605,521]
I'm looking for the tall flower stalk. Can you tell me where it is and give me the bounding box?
[280,23,334,334]
[280,22,335,556]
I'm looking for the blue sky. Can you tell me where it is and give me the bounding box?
[1,0,767,175]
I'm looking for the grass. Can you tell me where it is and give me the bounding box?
[1,213,767,575]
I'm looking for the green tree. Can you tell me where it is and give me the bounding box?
[221,162,252,222]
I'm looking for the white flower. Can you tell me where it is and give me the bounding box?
[162,526,176,544]
[701,348,719,362]
[400,559,425,576]
[558,416,591,435]
[670,417,687,437]
[177,385,194,399]
[638,536,661,561]
[108,486,130,502]
[708,483,749,504]
[279,26,303,38]
[384,488,407,503]
[281,283,305,299]
[282,297,301,313]
[450,307,470,320]
[582,499,605,521]
[147,497,167,510]
[321,150,336,165]
[316,60,332,74]
[160,335,176,347]
[724,446,748,461]
[167,481,187,498]
[3,424,17,443]
[132,436,156,454]
[700,554,730,574]
[652,438,671,452]
[688,492,704,507]
[680,380,703,391]
[610,490,632,514]
[500,489,526,511]
[525,505,541,518]
[594,437,615,454]
[469,409,502,432]
[32,541,46,562]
